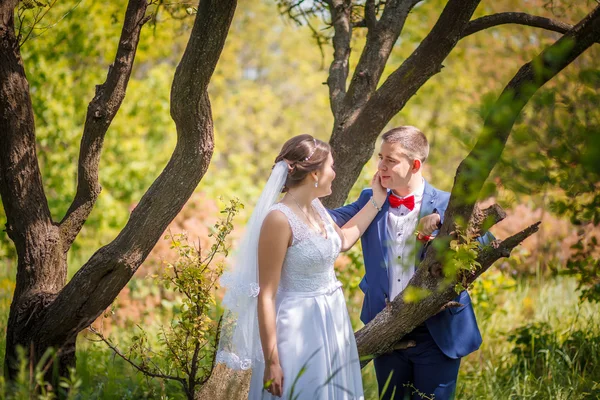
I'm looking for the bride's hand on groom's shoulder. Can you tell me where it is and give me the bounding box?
[264,363,284,397]
[371,171,387,205]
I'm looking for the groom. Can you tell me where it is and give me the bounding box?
[329,126,494,400]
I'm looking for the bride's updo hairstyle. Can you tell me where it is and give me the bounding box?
[274,134,331,192]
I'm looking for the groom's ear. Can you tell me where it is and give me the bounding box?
[412,159,422,172]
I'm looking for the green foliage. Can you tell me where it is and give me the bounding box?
[357,277,600,400]
[93,199,242,399]
[0,0,332,267]
[507,322,600,379]
[1,346,82,400]
[560,235,600,303]
[430,230,482,294]
[468,269,517,322]
[493,54,600,302]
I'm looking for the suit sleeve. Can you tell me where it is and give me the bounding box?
[327,189,372,227]
[476,230,496,246]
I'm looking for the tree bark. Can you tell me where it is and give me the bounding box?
[1,0,237,384]
[1,0,68,381]
[324,0,352,117]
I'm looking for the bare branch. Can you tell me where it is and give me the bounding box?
[325,0,352,117]
[59,0,150,250]
[89,327,186,385]
[463,12,573,39]
[467,204,507,237]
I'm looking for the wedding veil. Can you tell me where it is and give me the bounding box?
[215,160,288,370]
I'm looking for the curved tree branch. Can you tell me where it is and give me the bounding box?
[356,221,540,366]
[59,0,150,250]
[463,12,574,39]
[33,0,237,348]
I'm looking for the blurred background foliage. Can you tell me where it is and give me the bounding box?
[1,0,599,398]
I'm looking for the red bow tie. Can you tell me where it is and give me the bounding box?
[388,194,415,210]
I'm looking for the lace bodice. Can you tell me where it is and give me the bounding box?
[270,199,342,293]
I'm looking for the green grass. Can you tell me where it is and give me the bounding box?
[358,275,600,400]
[2,258,599,399]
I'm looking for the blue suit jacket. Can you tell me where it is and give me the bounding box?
[329,181,494,359]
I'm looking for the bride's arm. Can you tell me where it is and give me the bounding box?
[331,173,386,252]
[257,210,290,397]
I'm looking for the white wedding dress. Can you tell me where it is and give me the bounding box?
[248,199,364,400]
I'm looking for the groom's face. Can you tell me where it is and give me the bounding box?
[377,141,417,191]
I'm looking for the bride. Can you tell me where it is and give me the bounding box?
[217,134,386,399]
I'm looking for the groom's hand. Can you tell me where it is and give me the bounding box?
[418,213,441,237]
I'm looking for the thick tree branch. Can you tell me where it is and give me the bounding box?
[355,221,540,365]
[325,0,352,116]
[33,0,237,347]
[60,0,150,250]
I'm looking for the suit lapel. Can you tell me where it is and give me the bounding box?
[416,181,437,264]
[376,192,391,297]
[419,180,438,219]
[377,197,390,265]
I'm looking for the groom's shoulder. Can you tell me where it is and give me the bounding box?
[426,182,450,203]
[359,187,373,196]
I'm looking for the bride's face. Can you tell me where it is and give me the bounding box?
[315,153,336,197]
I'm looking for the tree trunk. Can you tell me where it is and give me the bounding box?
[0,0,67,382]
[1,0,237,386]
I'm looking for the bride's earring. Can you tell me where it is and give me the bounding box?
[314,177,318,188]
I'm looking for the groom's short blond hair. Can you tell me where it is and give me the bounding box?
[381,126,429,163]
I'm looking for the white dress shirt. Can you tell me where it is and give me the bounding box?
[387,181,425,301]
